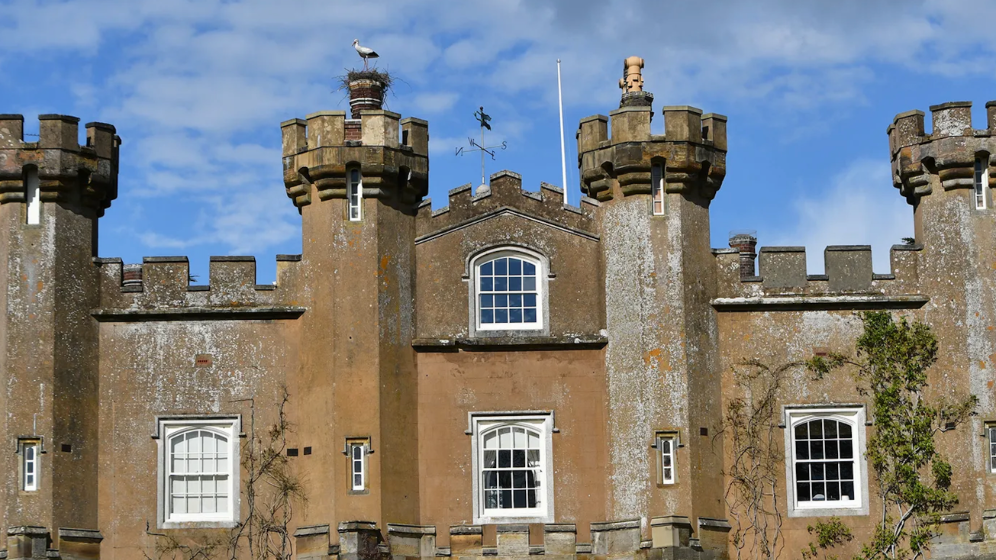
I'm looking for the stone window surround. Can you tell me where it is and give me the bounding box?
[153,415,242,529]
[652,430,680,485]
[347,166,363,221]
[345,437,371,494]
[783,404,869,518]
[17,437,42,492]
[467,411,556,525]
[466,246,551,338]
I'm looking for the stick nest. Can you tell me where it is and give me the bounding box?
[336,68,394,92]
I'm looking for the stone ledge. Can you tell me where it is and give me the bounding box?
[413,335,607,351]
[293,524,330,537]
[92,306,306,322]
[711,294,929,311]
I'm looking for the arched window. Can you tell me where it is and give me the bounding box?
[347,168,362,221]
[474,250,543,331]
[166,427,232,522]
[471,413,553,523]
[481,425,543,511]
[786,407,866,516]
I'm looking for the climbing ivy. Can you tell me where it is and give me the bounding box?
[808,311,976,560]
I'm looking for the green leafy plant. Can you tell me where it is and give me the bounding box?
[802,517,854,560]
[807,312,976,560]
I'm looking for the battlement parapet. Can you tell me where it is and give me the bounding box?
[293,517,729,560]
[91,255,304,321]
[577,106,726,203]
[415,170,599,242]
[0,114,120,216]
[281,110,428,208]
[712,243,928,309]
[888,100,996,199]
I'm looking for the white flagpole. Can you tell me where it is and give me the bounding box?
[557,59,568,206]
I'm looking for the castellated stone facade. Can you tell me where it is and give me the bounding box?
[0,59,995,560]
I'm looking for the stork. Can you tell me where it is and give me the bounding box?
[352,39,379,70]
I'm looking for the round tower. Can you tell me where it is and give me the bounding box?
[575,58,730,542]
[0,114,119,557]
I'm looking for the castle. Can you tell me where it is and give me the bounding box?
[0,56,993,560]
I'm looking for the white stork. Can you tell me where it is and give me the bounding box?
[352,39,379,70]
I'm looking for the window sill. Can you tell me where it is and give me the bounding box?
[787,504,868,518]
[475,513,554,525]
[160,520,240,530]
[413,334,607,351]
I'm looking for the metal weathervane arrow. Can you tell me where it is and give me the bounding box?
[456,106,507,187]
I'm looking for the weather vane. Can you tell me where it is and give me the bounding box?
[456,106,507,187]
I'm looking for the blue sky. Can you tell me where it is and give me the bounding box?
[3,0,996,283]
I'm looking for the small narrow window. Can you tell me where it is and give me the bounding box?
[350,442,366,491]
[347,168,362,221]
[25,167,40,225]
[988,426,996,473]
[975,157,987,210]
[23,441,39,491]
[658,435,676,484]
[651,164,664,216]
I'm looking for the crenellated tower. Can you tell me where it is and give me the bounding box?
[888,101,996,513]
[577,59,729,530]
[280,75,428,531]
[0,114,118,556]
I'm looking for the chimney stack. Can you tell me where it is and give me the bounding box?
[619,56,654,108]
[729,232,758,279]
[348,74,387,119]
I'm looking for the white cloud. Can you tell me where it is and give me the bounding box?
[769,159,913,274]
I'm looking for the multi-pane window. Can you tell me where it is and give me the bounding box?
[651,164,665,216]
[158,419,238,526]
[482,426,542,511]
[477,253,541,330]
[786,407,865,516]
[349,442,366,491]
[793,418,855,503]
[975,157,987,210]
[168,429,230,520]
[348,168,362,221]
[988,426,996,473]
[472,414,553,523]
[22,441,38,491]
[658,435,676,484]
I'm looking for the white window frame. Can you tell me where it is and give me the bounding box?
[156,417,240,528]
[469,412,554,524]
[651,163,665,216]
[25,166,40,225]
[349,440,367,492]
[975,156,988,210]
[987,424,996,474]
[655,433,677,485]
[784,406,868,518]
[347,167,362,221]
[21,440,40,492]
[470,248,545,333]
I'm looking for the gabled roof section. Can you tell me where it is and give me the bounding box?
[415,170,600,244]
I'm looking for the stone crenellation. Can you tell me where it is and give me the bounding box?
[91,255,303,320]
[415,170,599,241]
[281,109,429,208]
[712,243,928,308]
[889,100,996,199]
[577,105,727,202]
[0,114,120,216]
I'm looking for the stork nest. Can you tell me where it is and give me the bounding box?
[336,68,394,92]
